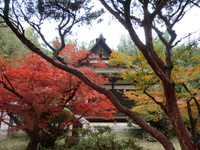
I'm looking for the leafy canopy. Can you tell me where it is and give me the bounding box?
[0,43,116,149]
[109,38,200,130]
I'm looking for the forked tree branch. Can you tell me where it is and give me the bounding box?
[0,74,23,99]
[143,90,168,115]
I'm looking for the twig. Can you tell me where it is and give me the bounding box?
[143,90,168,115]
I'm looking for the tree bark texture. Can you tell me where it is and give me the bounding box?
[164,83,196,150]
[26,134,40,150]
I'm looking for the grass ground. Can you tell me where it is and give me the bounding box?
[0,132,180,150]
[135,138,181,150]
[0,134,28,150]
[115,132,181,150]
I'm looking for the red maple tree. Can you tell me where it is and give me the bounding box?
[0,44,116,150]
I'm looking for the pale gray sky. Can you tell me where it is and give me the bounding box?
[42,5,200,50]
[68,7,200,49]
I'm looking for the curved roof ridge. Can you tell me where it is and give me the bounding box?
[90,34,112,55]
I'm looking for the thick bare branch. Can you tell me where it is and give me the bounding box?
[100,0,127,27]
[151,0,168,20]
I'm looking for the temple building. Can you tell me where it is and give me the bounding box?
[83,34,136,122]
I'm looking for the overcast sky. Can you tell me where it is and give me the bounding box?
[42,5,200,50]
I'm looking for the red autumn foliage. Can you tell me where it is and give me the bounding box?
[0,44,116,133]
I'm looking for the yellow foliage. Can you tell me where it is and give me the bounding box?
[132,104,164,122]
[109,46,199,131]
[172,65,200,83]
[172,48,200,84]
[108,50,136,68]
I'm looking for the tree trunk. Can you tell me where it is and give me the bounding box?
[25,130,57,150]
[164,83,196,150]
[198,141,200,150]
[24,128,42,150]
[26,136,40,150]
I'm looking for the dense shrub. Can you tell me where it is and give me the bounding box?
[127,115,174,139]
[67,126,145,150]
[70,136,145,150]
